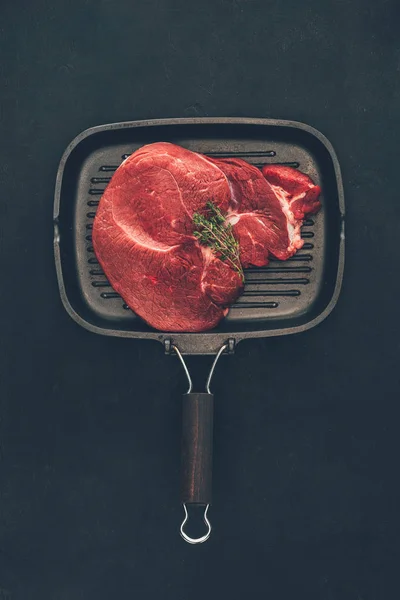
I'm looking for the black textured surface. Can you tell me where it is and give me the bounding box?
[0,0,399,599]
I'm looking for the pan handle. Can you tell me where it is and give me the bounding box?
[172,343,228,544]
[181,392,214,543]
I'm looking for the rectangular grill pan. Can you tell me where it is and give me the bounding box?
[54,117,344,355]
[54,117,344,543]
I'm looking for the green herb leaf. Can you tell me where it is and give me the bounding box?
[192,202,244,282]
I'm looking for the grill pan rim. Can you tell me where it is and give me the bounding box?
[54,117,345,354]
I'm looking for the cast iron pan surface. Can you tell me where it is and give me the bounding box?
[54,118,344,354]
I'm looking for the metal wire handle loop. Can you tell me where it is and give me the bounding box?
[171,344,193,394]
[206,343,228,394]
[180,504,211,544]
[171,342,228,395]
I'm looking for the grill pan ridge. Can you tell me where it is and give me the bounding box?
[54,117,345,354]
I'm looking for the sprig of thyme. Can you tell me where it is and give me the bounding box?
[193,201,244,281]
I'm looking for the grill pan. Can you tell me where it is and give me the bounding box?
[54,117,345,542]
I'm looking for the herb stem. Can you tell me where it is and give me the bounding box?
[192,202,244,281]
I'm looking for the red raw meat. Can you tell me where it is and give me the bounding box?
[93,142,321,332]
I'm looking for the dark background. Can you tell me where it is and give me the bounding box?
[1,0,399,598]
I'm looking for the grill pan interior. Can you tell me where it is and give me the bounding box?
[54,118,344,354]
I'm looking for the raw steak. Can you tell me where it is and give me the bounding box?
[92,142,321,332]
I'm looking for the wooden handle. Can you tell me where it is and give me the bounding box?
[181,393,214,505]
